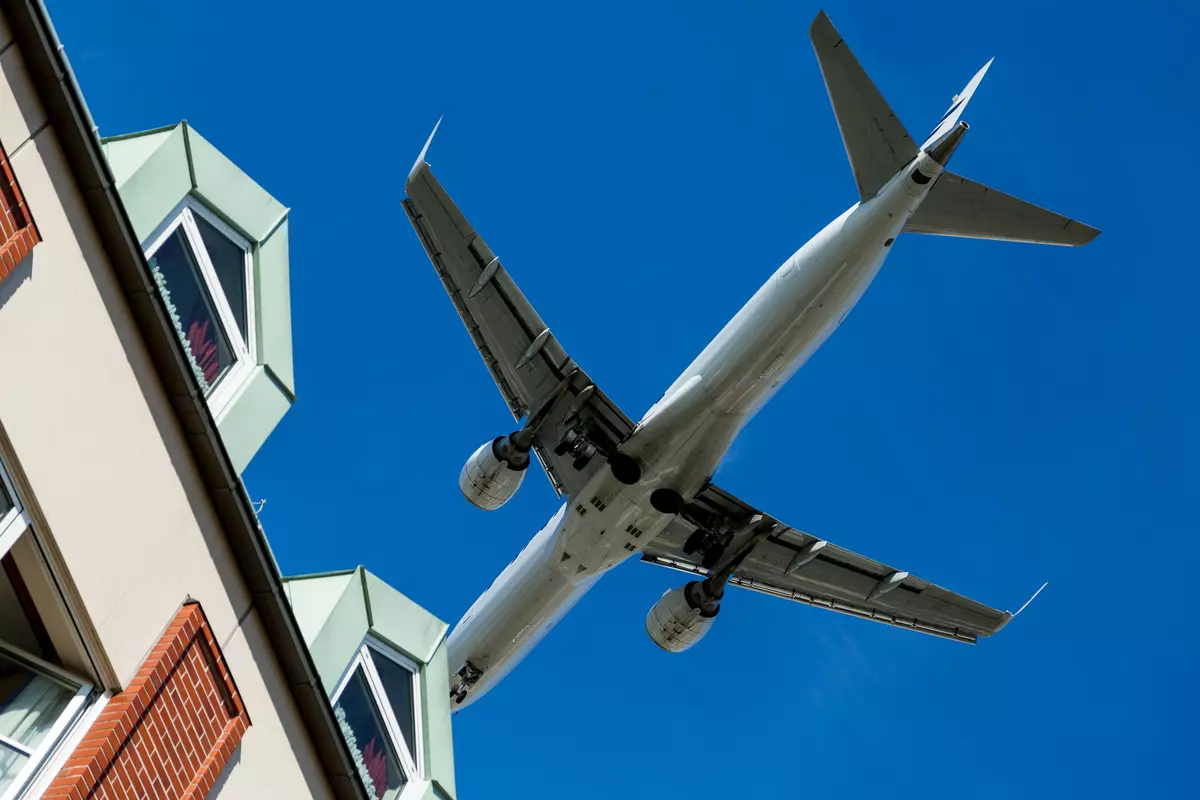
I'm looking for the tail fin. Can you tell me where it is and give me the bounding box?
[907,56,1100,245]
[809,11,917,200]
[810,10,1100,245]
[922,59,993,150]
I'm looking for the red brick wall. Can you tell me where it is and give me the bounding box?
[44,602,251,800]
[0,145,39,284]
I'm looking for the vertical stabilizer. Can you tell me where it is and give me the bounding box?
[921,59,993,149]
[809,11,917,200]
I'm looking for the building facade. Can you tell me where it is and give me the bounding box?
[0,1,453,798]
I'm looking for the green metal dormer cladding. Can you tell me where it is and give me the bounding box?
[101,122,293,473]
[283,568,457,800]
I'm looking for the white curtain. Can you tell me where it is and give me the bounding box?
[0,669,72,791]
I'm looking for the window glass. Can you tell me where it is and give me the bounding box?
[148,228,235,394]
[0,480,11,521]
[0,563,42,659]
[334,667,406,800]
[193,213,249,343]
[0,652,73,794]
[371,652,417,763]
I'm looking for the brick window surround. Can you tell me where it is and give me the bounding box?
[0,144,39,283]
[44,602,250,800]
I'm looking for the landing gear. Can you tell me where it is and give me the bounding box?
[682,528,708,555]
[450,661,483,706]
[650,488,683,514]
[555,426,601,471]
[701,545,725,571]
[608,453,641,485]
[554,429,580,457]
[682,528,726,570]
[572,443,597,471]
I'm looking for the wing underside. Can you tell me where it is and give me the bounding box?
[403,161,633,498]
[642,484,1013,643]
[904,170,1101,246]
[809,10,918,200]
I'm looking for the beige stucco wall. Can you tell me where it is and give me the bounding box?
[0,13,332,799]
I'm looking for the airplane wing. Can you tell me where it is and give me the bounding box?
[641,483,1013,643]
[403,153,634,498]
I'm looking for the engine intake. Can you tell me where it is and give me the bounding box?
[645,581,720,653]
[459,435,530,511]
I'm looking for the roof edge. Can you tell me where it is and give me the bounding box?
[98,121,182,143]
[281,567,360,584]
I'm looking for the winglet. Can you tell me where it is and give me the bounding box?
[992,581,1048,634]
[1012,581,1049,617]
[407,116,443,186]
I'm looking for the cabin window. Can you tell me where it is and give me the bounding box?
[144,198,255,417]
[331,640,423,799]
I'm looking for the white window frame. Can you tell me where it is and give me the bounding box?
[330,637,425,796]
[0,458,100,798]
[0,628,94,800]
[0,460,30,562]
[143,196,256,420]
[19,690,109,800]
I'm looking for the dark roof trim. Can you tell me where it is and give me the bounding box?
[0,2,366,797]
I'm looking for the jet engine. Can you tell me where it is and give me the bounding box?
[645,581,720,653]
[459,436,530,511]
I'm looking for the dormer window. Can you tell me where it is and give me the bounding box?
[144,198,254,416]
[331,639,423,799]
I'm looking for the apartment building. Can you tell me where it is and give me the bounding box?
[0,1,453,798]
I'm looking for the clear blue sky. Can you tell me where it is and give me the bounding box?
[50,0,1197,796]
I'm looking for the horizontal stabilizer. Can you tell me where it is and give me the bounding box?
[809,11,917,200]
[904,171,1100,246]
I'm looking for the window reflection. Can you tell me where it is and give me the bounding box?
[372,652,417,763]
[193,214,248,342]
[334,667,406,800]
[148,229,234,394]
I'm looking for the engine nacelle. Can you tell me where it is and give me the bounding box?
[459,437,528,510]
[645,582,719,653]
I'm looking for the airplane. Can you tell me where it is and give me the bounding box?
[401,10,1098,709]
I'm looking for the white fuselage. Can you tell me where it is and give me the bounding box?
[447,151,944,707]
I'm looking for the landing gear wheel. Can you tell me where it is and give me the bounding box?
[554,429,580,457]
[454,690,467,705]
[701,545,725,571]
[572,443,597,471]
[608,453,642,485]
[683,529,707,555]
[650,488,683,515]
